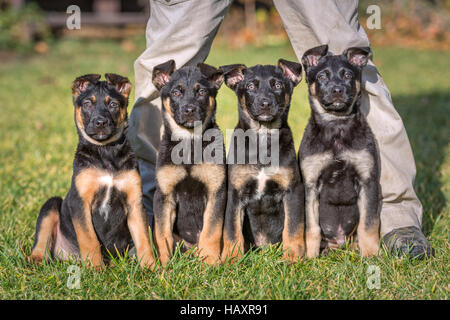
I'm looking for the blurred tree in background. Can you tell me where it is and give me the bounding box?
[359,0,450,50]
[0,1,51,53]
[0,0,448,54]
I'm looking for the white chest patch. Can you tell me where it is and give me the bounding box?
[96,173,133,221]
[98,174,114,220]
[256,170,270,195]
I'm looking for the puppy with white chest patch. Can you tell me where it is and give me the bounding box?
[220,60,305,262]
[28,74,155,269]
[151,60,226,265]
[299,45,380,258]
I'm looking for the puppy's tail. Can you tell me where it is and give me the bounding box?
[28,197,62,264]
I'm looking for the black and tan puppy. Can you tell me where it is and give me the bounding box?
[151,60,226,265]
[299,45,380,258]
[220,60,305,262]
[28,74,155,269]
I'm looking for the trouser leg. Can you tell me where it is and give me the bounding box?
[274,0,423,237]
[128,0,232,225]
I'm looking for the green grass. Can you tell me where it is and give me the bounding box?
[0,37,448,299]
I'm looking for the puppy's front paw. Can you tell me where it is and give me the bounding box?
[85,260,105,271]
[282,244,305,263]
[158,254,171,267]
[196,245,221,265]
[359,242,379,257]
[27,253,44,265]
[306,229,321,258]
[139,255,156,270]
[221,240,244,263]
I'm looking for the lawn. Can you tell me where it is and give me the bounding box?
[0,37,448,299]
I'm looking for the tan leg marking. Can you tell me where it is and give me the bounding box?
[357,188,380,257]
[221,210,245,264]
[301,152,333,258]
[305,190,321,258]
[74,168,104,268]
[28,210,59,264]
[221,192,245,263]
[116,170,155,269]
[191,163,225,264]
[154,196,176,266]
[282,198,305,262]
[154,165,187,265]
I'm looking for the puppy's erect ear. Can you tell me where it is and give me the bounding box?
[344,47,371,68]
[152,60,176,91]
[72,74,101,98]
[197,63,224,89]
[219,64,246,90]
[301,44,329,71]
[277,59,302,86]
[105,73,132,99]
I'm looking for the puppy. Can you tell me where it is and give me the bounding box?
[220,60,305,262]
[298,45,380,258]
[152,60,226,265]
[28,74,155,269]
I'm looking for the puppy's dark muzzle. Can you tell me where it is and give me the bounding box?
[86,116,114,140]
[180,105,202,128]
[323,88,353,112]
[254,99,279,122]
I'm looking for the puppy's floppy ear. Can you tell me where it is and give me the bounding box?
[197,63,224,89]
[344,47,371,68]
[301,44,328,71]
[105,73,132,99]
[72,74,101,98]
[277,59,302,86]
[152,60,176,91]
[219,64,246,90]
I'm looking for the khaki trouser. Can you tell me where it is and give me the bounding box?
[128,0,422,236]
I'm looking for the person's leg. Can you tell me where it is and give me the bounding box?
[274,0,432,258]
[129,0,232,227]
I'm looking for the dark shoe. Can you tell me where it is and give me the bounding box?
[383,226,433,259]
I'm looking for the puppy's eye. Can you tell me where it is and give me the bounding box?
[109,101,119,109]
[172,89,181,97]
[317,73,327,81]
[247,83,255,90]
[274,82,282,90]
[198,88,207,96]
[344,72,353,79]
[82,100,92,109]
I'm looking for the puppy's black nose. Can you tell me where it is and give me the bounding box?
[260,100,273,109]
[333,86,344,95]
[94,117,109,128]
[183,106,195,115]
